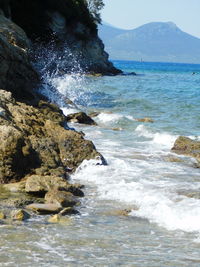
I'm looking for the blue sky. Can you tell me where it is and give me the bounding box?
[102,0,200,38]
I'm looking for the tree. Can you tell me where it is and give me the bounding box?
[84,0,104,24]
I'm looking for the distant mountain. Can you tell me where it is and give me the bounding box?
[98,22,200,63]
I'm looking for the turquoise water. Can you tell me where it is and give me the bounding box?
[1,60,200,266]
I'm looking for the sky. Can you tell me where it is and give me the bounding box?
[101,0,200,38]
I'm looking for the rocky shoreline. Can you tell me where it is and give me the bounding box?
[0,1,110,223]
[1,1,200,224]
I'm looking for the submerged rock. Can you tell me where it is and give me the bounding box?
[171,136,200,163]
[48,214,75,224]
[66,112,97,125]
[26,203,62,214]
[0,211,6,219]
[11,209,30,221]
[136,117,154,123]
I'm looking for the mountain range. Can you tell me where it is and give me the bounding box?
[98,22,200,63]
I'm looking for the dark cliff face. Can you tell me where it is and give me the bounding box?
[9,0,121,75]
[10,0,97,41]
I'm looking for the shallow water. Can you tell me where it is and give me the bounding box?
[1,60,200,266]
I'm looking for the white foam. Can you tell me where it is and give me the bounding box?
[135,124,177,148]
[73,157,200,234]
[96,113,123,123]
[96,113,136,124]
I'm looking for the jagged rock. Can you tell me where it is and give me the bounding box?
[11,209,30,221]
[0,12,38,101]
[171,136,200,163]
[44,189,78,207]
[25,175,69,195]
[136,117,154,123]
[0,89,105,184]
[26,203,62,214]
[66,112,97,125]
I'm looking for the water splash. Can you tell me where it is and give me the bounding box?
[32,41,88,108]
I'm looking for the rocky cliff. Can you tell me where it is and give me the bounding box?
[9,0,121,75]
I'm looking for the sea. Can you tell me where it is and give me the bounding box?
[1,58,200,266]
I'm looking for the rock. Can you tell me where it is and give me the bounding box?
[171,136,200,163]
[66,112,97,125]
[2,180,26,192]
[10,0,121,75]
[0,12,38,101]
[88,111,100,118]
[25,175,84,197]
[26,203,62,214]
[163,155,184,163]
[0,125,31,183]
[0,211,6,219]
[25,175,69,195]
[0,89,105,184]
[112,127,123,131]
[0,194,41,208]
[136,117,154,123]
[177,190,200,199]
[59,207,79,216]
[44,189,78,207]
[48,214,73,224]
[11,209,30,221]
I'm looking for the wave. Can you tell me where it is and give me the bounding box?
[73,158,200,234]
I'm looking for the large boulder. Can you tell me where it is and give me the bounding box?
[171,136,200,163]
[0,11,38,101]
[0,89,105,184]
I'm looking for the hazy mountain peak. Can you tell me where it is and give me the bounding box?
[98,21,200,64]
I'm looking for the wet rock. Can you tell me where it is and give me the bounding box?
[112,127,123,131]
[59,207,79,216]
[66,112,97,125]
[177,190,200,199]
[44,189,78,207]
[171,136,200,163]
[26,203,62,214]
[107,209,132,216]
[48,214,74,224]
[88,111,100,118]
[163,155,184,163]
[136,117,154,123]
[11,209,30,221]
[0,211,6,219]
